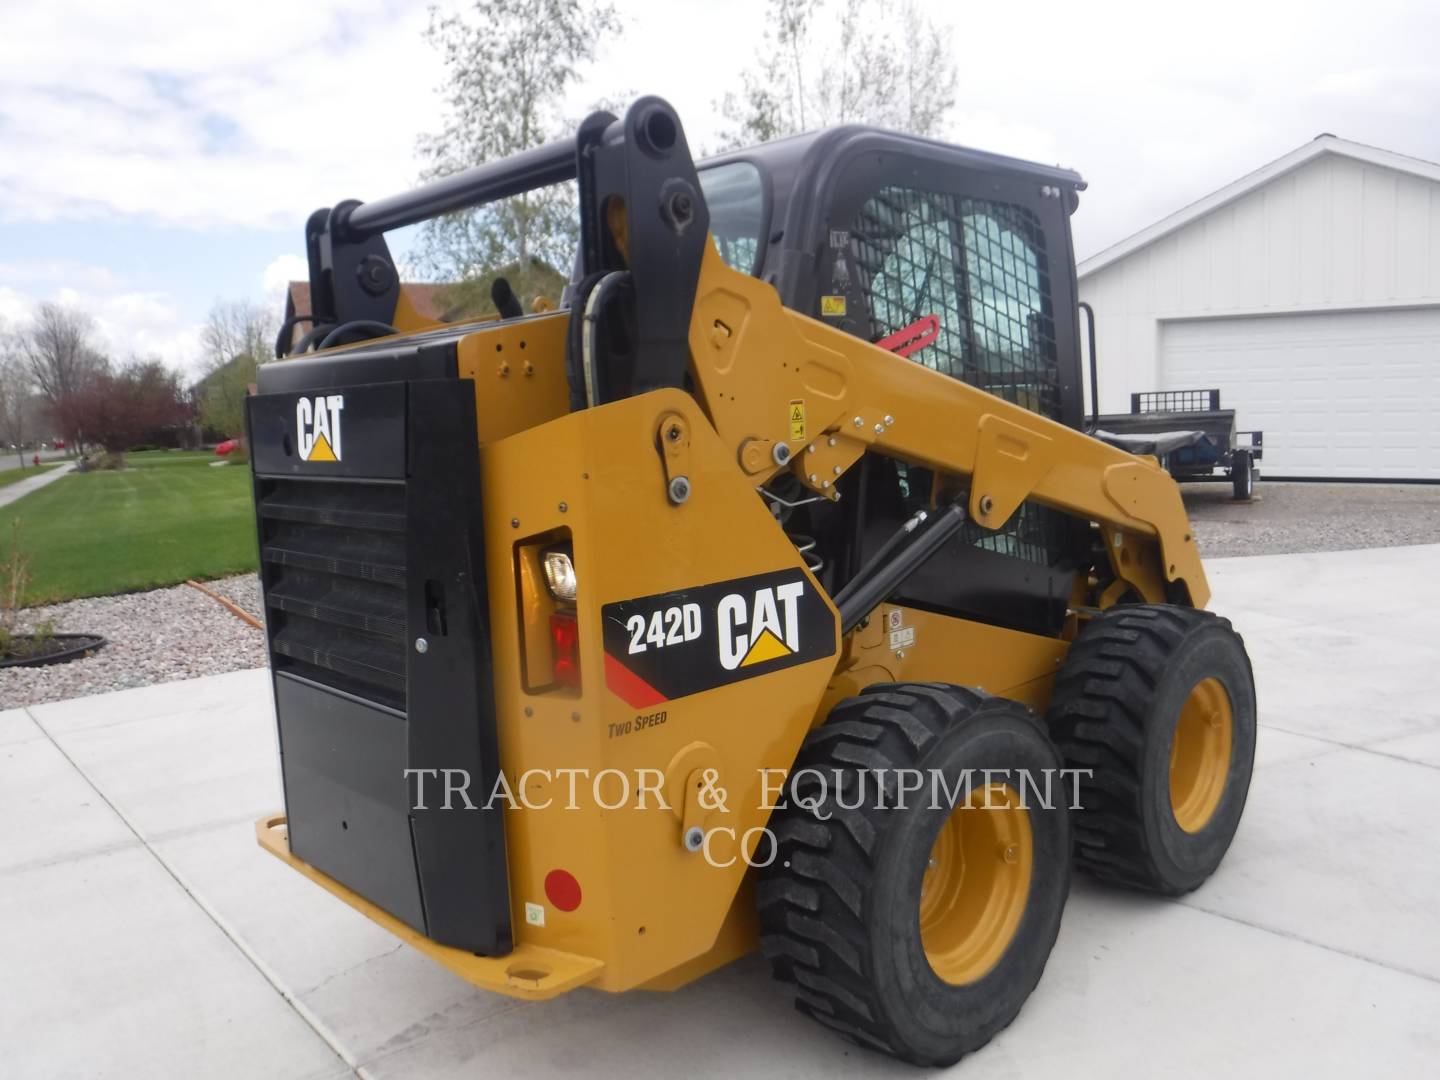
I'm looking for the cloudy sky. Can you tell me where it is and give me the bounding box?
[2,0,1437,374]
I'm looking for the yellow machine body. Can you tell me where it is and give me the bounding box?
[258,244,1205,999]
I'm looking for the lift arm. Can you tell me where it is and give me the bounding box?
[684,245,1209,609]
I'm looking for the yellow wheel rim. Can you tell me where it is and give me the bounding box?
[919,783,1032,985]
[1169,677,1234,833]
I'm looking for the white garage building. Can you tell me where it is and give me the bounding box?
[1078,135,1440,479]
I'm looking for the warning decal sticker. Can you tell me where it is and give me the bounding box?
[819,295,847,317]
[788,399,807,441]
[601,569,837,707]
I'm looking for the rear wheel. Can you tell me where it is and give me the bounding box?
[1231,449,1254,500]
[1046,605,1256,894]
[758,684,1070,1066]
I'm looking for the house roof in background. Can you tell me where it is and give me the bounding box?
[1078,135,1440,279]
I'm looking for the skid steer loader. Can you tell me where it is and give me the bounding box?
[249,98,1256,1066]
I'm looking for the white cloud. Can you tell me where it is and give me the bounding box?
[9,0,1436,250]
[1,278,202,374]
[262,254,308,301]
[0,287,31,326]
[1,0,1439,365]
[82,290,202,371]
[0,0,440,229]
[0,261,122,291]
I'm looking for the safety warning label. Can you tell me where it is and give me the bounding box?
[789,400,807,441]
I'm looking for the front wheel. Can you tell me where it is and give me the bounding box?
[1046,604,1256,895]
[758,684,1070,1066]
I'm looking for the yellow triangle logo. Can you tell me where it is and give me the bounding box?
[306,433,338,462]
[740,628,792,667]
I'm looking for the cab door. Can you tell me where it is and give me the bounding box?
[810,145,1089,635]
[811,148,1083,429]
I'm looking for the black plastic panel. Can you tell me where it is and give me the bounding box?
[276,673,425,930]
[403,379,511,953]
[247,353,512,955]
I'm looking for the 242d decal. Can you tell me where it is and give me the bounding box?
[601,570,836,708]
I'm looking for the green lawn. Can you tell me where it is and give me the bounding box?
[0,462,61,490]
[1,451,258,605]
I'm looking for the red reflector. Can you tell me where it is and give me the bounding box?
[544,869,582,912]
[550,611,581,688]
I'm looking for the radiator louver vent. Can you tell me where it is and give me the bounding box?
[258,477,407,710]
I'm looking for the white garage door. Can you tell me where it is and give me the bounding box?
[1160,308,1440,479]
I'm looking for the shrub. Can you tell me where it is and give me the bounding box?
[76,452,127,472]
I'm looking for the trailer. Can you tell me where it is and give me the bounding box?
[1094,389,1262,500]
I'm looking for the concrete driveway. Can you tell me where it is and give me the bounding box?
[3,545,1439,1078]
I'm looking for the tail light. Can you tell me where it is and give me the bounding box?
[550,611,581,688]
[517,532,581,694]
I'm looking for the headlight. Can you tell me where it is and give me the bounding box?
[541,547,577,602]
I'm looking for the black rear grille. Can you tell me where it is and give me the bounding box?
[259,477,408,710]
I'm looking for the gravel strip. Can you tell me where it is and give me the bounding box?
[1183,481,1440,558]
[1,573,267,708]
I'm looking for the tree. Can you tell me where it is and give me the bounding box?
[0,324,38,467]
[197,300,277,439]
[0,363,38,470]
[717,0,957,149]
[61,359,190,455]
[20,302,108,449]
[415,0,621,306]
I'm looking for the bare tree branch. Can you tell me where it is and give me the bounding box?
[0,325,39,468]
[196,300,277,440]
[718,0,957,149]
[18,302,109,450]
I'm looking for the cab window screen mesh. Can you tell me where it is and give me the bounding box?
[848,186,1061,420]
[854,190,1074,573]
[713,233,759,275]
